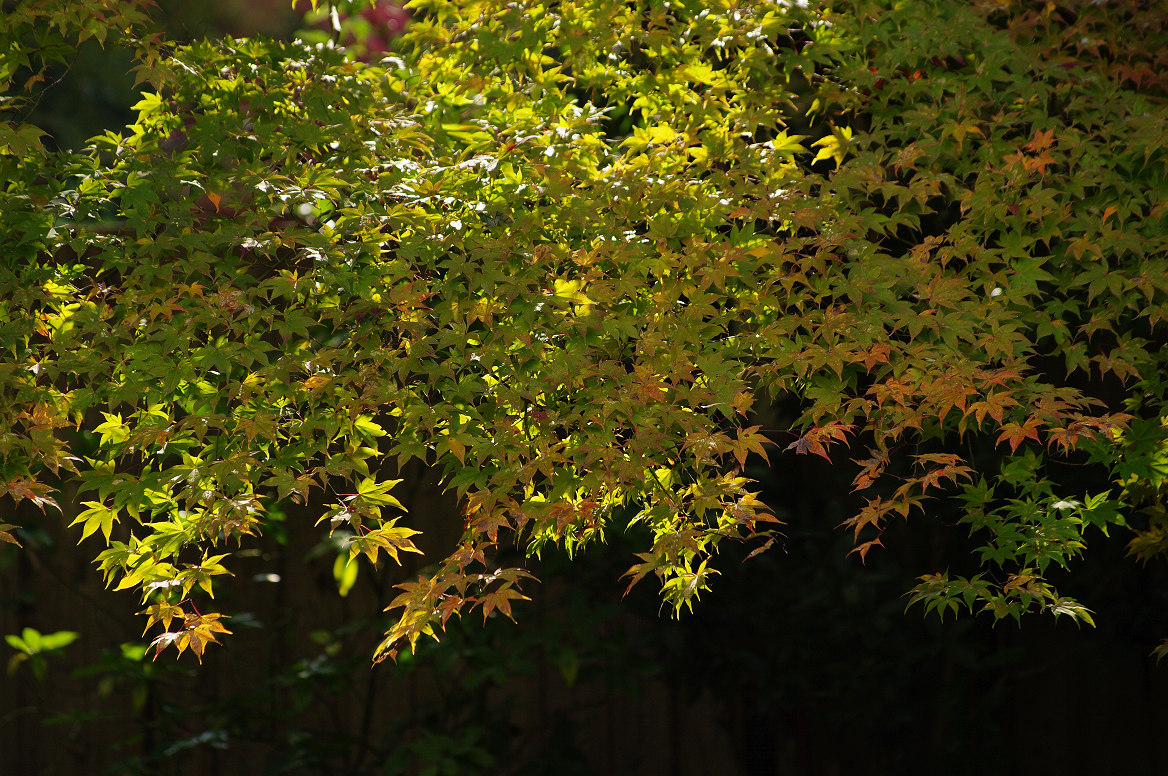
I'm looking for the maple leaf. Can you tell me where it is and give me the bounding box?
[860,342,891,371]
[479,586,529,621]
[996,418,1043,452]
[811,124,854,166]
[138,601,185,635]
[550,502,576,533]
[732,425,772,468]
[848,536,884,564]
[0,523,22,548]
[1025,128,1056,153]
[785,422,854,462]
[1023,150,1055,175]
[150,612,232,663]
[468,511,510,543]
[178,553,233,598]
[1046,425,1084,454]
[743,537,777,563]
[3,477,61,513]
[868,379,914,408]
[71,501,118,543]
[445,436,466,463]
[913,453,965,467]
[927,381,976,425]
[1094,352,1139,382]
[348,522,423,565]
[851,448,889,490]
[622,551,663,596]
[786,434,828,460]
[20,402,71,430]
[944,119,983,148]
[730,391,754,416]
[840,497,897,541]
[968,392,1019,425]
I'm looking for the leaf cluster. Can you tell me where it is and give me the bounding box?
[1,0,1166,660]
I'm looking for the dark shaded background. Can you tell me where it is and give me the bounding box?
[4,3,1168,773]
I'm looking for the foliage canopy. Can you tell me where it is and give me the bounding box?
[2,0,1168,662]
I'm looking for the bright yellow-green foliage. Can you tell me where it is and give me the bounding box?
[2,0,1167,661]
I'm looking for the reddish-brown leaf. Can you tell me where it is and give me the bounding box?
[996,418,1043,452]
[848,537,884,564]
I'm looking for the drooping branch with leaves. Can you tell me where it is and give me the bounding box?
[2,0,1167,662]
